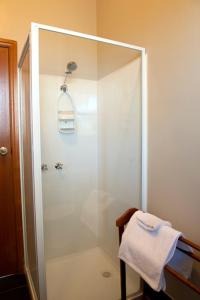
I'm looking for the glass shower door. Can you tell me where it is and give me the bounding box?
[38,28,143,300]
[19,44,41,299]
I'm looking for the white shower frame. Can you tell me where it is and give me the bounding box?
[19,22,148,300]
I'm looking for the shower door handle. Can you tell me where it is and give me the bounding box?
[0,147,8,156]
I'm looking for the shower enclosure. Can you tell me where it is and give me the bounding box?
[19,23,147,300]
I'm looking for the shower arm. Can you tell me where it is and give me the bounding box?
[60,72,71,93]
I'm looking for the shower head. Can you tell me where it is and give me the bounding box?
[66,61,78,74]
[61,61,78,92]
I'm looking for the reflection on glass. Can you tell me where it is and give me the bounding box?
[39,30,142,300]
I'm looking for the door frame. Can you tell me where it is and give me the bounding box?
[0,38,23,274]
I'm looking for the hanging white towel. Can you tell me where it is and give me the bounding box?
[119,210,189,291]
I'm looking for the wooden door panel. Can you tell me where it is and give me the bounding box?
[0,40,23,276]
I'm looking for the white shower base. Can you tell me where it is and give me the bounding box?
[46,247,140,300]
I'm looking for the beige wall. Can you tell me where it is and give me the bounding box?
[97,2,200,298]
[97,0,200,243]
[0,0,97,54]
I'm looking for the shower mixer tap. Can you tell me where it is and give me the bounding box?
[41,164,48,171]
[55,162,63,170]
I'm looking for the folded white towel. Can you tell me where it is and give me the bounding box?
[119,210,182,291]
[136,210,171,231]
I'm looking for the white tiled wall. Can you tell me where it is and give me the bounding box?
[40,57,141,261]
[40,75,98,258]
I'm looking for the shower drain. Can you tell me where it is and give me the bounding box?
[102,271,112,278]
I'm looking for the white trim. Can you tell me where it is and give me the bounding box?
[31,22,145,52]
[30,24,47,300]
[18,64,27,266]
[141,50,148,212]
[25,267,38,300]
[18,36,30,68]
[31,25,46,300]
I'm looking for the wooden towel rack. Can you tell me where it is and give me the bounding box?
[116,208,200,300]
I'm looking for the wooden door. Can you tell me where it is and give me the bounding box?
[0,39,23,276]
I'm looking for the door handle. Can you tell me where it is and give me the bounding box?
[0,147,8,156]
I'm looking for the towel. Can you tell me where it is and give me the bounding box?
[135,210,171,232]
[119,210,184,291]
[135,211,193,277]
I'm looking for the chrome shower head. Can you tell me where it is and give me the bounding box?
[66,61,77,73]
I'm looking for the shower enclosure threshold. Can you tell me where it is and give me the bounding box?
[46,247,139,300]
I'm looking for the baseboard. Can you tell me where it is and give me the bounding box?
[131,292,144,299]
[24,267,38,300]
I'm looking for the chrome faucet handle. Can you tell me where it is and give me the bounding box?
[55,162,63,170]
[41,163,48,171]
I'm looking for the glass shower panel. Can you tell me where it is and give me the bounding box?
[97,43,142,261]
[19,46,40,298]
[39,29,142,300]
